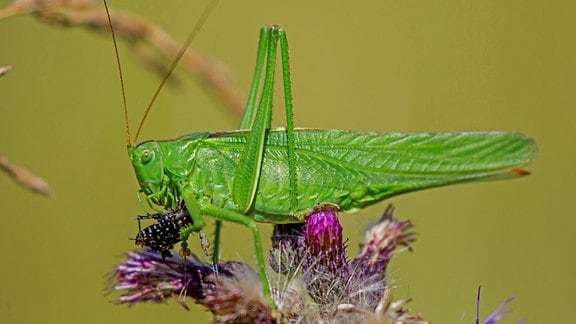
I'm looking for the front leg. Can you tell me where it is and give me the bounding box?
[178,185,205,256]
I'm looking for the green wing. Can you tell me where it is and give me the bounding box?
[203,129,535,218]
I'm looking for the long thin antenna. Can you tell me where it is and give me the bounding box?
[103,0,131,146]
[133,0,220,144]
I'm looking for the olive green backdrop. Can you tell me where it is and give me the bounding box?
[0,0,573,322]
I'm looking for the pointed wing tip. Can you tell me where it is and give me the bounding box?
[509,168,531,177]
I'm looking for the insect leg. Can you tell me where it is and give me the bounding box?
[210,28,272,265]
[232,25,279,213]
[234,26,299,213]
[238,26,271,129]
[211,221,222,264]
[200,203,274,307]
[178,185,206,256]
[277,27,298,212]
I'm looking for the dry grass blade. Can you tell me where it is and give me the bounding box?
[0,64,53,196]
[0,0,245,118]
[0,65,12,77]
[0,154,54,196]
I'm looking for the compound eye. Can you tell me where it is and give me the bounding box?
[141,149,153,164]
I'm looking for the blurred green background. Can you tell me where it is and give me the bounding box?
[0,0,573,322]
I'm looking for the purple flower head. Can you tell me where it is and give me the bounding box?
[110,249,276,323]
[303,207,345,259]
[300,207,350,304]
[483,297,515,324]
[303,207,348,267]
[267,204,419,320]
[111,249,193,305]
[478,286,524,324]
[349,205,415,305]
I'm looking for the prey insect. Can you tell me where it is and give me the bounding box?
[135,207,192,258]
[103,2,536,308]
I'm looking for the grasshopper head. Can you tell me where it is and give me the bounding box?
[128,142,166,203]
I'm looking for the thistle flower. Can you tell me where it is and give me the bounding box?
[112,205,520,323]
[478,286,524,324]
[349,205,415,307]
[110,249,277,323]
[300,207,350,305]
[112,249,193,306]
[483,297,517,324]
[269,222,305,275]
